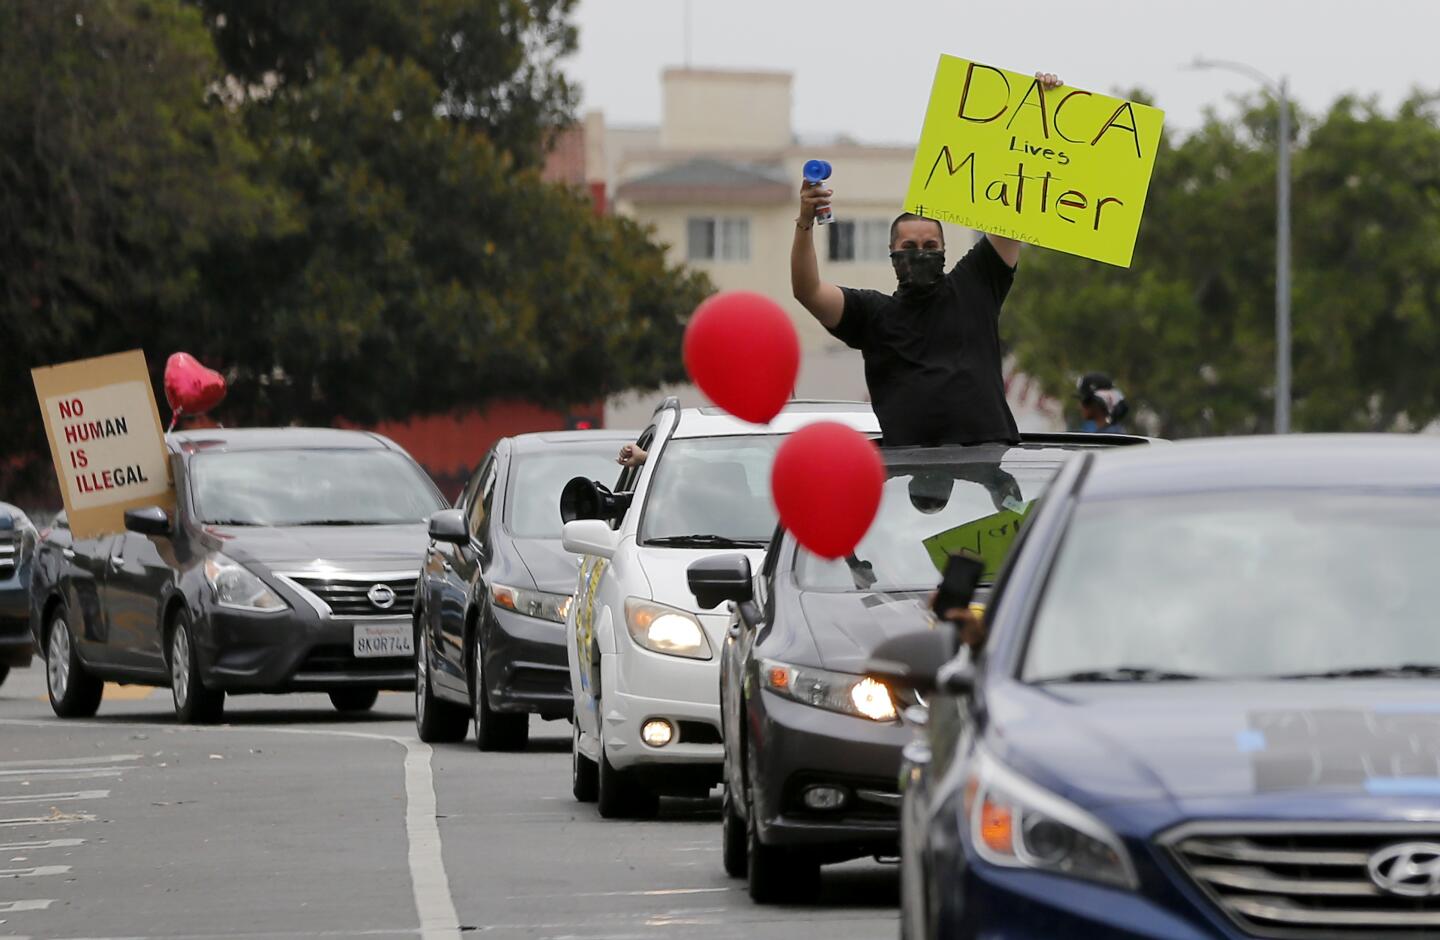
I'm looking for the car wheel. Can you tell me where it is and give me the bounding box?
[571,721,598,803]
[414,625,467,743]
[170,611,224,725]
[46,611,102,718]
[472,629,527,752]
[0,663,9,689]
[721,785,747,877]
[329,689,380,712]
[597,726,658,820]
[746,807,820,904]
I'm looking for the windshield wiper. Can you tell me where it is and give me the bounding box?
[205,519,261,526]
[1276,663,1440,680]
[644,534,767,548]
[291,519,395,526]
[1032,666,1206,684]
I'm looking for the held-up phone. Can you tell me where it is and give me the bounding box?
[932,552,985,616]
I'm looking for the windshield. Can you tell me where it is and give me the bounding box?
[640,435,785,544]
[508,444,629,538]
[191,450,445,526]
[1023,491,1440,682]
[797,457,1065,592]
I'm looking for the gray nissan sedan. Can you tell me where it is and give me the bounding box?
[29,428,447,723]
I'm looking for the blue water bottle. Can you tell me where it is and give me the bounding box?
[803,159,834,225]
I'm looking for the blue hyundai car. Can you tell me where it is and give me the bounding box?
[888,436,1440,939]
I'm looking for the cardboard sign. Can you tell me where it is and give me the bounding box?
[904,55,1165,267]
[923,502,1035,580]
[31,350,174,539]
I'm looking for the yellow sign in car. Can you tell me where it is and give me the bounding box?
[904,55,1165,268]
[923,503,1035,581]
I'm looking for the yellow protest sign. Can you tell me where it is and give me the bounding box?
[904,55,1165,267]
[923,502,1034,580]
[31,350,174,539]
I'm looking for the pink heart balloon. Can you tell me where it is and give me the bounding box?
[164,352,227,418]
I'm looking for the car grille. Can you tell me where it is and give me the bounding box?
[285,574,416,619]
[1166,823,1440,938]
[0,535,15,579]
[296,644,410,676]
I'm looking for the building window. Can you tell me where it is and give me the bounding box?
[828,219,892,263]
[687,217,750,261]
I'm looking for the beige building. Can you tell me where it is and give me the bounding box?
[590,68,1062,431]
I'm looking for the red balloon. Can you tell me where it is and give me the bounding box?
[771,422,885,559]
[683,291,799,424]
[164,352,227,418]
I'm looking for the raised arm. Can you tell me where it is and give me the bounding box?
[985,71,1065,269]
[790,181,846,329]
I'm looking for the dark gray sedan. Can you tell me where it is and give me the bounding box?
[0,501,39,686]
[28,428,447,722]
[694,434,1151,903]
[414,430,633,750]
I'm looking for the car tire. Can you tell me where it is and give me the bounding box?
[721,785,747,877]
[572,722,598,803]
[329,689,380,712]
[45,610,103,718]
[170,612,224,725]
[597,728,658,820]
[746,807,820,904]
[0,663,9,689]
[414,625,468,743]
[472,629,527,752]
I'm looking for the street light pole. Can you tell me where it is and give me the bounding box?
[1188,58,1292,432]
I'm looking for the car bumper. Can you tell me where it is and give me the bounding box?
[486,606,570,718]
[751,689,906,857]
[600,649,723,785]
[201,608,413,693]
[0,583,34,665]
[939,856,1221,940]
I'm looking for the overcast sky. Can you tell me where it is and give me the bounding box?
[568,0,1439,143]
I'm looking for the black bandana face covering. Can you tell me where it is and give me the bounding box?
[891,248,946,300]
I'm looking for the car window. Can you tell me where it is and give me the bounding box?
[467,457,497,542]
[457,458,487,522]
[507,444,633,539]
[795,457,1065,592]
[1022,490,1440,681]
[615,426,656,495]
[190,449,444,526]
[639,434,785,544]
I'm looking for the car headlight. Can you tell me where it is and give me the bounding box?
[204,554,286,611]
[762,659,898,722]
[492,583,572,624]
[624,598,712,660]
[964,749,1137,890]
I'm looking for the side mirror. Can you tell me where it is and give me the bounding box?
[427,509,468,545]
[866,628,959,696]
[560,477,633,524]
[562,519,620,559]
[123,506,172,537]
[687,554,753,610]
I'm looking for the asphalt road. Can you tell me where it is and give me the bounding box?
[0,662,897,939]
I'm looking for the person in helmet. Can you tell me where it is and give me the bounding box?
[1076,372,1129,434]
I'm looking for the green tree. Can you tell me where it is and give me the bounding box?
[1006,91,1440,436]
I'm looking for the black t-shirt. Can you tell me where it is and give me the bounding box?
[829,236,1020,447]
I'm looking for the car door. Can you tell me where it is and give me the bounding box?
[433,452,497,696]
[97,530,174,676]
[64,528,117,663]
[722,530,779,797]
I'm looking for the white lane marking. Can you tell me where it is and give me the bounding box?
[0,769,124,779]
[0,814,96,828]
[0,755,139,769]
[0,839,85,851]
[15,931,417,940]
[0,899,55,913]
[0,865,71,878]
[0,719,461,940]
[0,790,109,805]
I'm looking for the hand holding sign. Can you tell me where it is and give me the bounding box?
[163,352,226,428]
[771,422,884,559]
[683,291,799,424]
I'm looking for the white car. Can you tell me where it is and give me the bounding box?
[562,399,880,818]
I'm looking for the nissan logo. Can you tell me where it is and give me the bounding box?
[367,583,397,610]
[1367,842,1440,898]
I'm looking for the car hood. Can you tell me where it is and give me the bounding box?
[636,545,768,649]
[207,524,429,571]
[511,537,584,594]
[798,590,934,672]
[987,679,1440,823]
